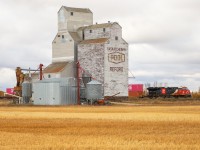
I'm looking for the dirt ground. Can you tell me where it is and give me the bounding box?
[0,105,200,149]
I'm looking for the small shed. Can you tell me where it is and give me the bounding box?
[32,78,77,105]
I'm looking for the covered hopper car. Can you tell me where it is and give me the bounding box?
[147,87,191,98]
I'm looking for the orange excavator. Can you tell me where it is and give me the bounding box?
[14,67,25,97]
[13,64,43,97]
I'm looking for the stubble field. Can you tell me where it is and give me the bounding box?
[0,105,200,150]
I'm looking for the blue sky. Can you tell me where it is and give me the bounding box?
[0,0,200,91]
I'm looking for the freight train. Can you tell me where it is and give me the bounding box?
[147,87,191,98]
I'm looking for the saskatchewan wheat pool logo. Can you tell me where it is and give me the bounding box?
[108,52,125,64]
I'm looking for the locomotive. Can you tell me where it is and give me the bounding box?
[147,87,191,98]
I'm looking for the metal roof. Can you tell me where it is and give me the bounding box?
[43,62,68,73]
[69,32,81,42]
[78,22,118,31]
[79,38,108,44]
[64,6,92,13]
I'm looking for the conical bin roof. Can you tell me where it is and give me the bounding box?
[87,80,102,85]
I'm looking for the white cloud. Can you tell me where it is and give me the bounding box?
[0,68,15,91]
[0,0,200,91]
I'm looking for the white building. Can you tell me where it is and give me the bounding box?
[78,23,128,96]
[44,6,128,97]
[52,6,93,63]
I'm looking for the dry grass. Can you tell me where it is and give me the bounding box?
[192,92,200,99]
[0,99,13,105]
[128,97,200,105]
[0,106,200,150]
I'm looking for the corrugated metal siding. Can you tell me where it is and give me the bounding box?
[80,87,86,99]
[60,86,77,105]
[86,80,102,99]
[32,78,77,105]
[22,82,32,97]
[22,82,32,103]
[60,78,77,105]
[49,83,60,105]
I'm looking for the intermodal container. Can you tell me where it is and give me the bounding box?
[129,84,143,92]
[6,88,14,95]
